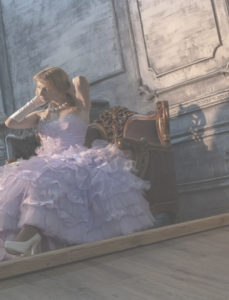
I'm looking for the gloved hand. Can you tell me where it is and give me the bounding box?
[9,96,46,123]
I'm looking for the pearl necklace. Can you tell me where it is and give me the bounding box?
[49,102,68,112]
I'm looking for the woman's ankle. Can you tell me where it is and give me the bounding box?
[15,225,40,242]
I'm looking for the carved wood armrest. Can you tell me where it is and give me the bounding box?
[117,137,172,179]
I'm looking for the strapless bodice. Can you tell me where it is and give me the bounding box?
[37,114,88,153]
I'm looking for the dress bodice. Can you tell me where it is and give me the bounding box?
[37,114,88,153]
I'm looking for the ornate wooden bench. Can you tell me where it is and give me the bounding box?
[5,101,179,225]
[85,101,179,224]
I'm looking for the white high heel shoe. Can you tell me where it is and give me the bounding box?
[4,233,41,256]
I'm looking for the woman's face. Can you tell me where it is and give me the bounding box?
[36,81,65,104]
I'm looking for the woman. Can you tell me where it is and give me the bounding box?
[0,67,154,259]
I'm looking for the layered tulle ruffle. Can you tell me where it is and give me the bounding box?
[0,141,154,259]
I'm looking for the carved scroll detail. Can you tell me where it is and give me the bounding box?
[94,106,136,143]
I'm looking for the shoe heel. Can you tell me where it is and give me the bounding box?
[30,240,40,256]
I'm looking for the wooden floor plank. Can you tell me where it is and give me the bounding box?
[77,255,152,285]
[1,212,229,280]
[0,226,229,300]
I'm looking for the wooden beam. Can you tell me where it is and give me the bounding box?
[1,212,229,280]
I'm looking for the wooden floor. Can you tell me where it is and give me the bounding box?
[0,226,229,300]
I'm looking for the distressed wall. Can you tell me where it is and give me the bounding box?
[126,0,229,220]
[0,1,14,115]
[1,0,229,220]
[0,0,153,113]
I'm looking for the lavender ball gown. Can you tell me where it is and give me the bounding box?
[0,114,154,259]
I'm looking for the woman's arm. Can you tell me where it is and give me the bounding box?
[5,96,46,129]
[72,76,91,111]
[5,111,40,129]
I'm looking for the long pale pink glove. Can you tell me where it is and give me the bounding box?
[9,96,46,123]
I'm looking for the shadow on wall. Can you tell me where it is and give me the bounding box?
[171,103,229,221]
[210,99,229,200]
[172,103,226,185]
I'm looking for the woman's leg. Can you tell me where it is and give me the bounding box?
[15,224,40,242]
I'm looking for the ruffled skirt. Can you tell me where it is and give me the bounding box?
[0,141,154,260]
